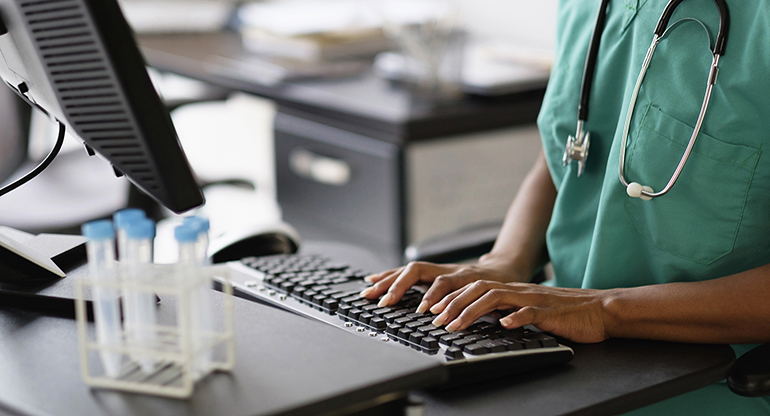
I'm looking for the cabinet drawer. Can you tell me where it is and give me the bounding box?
[275,113,403,250]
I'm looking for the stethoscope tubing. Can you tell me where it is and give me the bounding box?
[568,0,730,200]
[618,40,721,198]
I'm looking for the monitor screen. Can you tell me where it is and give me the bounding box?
[0,0,204,213]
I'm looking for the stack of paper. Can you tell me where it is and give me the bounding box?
[119,0,236,33]
[236,0,448,61]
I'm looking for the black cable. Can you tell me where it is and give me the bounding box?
[0,121,65,198]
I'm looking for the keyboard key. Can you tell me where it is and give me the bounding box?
[383,312,405,323]
[417,325,438,334]
[521,338,541,349]
[341,295,361,304]
[394,317,414,326]
[480,340,507,353]
[429,329,449,338]
[420,336,439,351]
[358,313,373,325]
[372,307,395,317]
[397,328,414,341]
[440,333,461,346]
[526,333,560,348]
[298,280,317,288]
[331,292,351,301]
[280,281,296,293]
[386,323,402,336]
[445,347,464,360]
[337,304,352,317]
[499,338,524,351]
[312,294,327,306]
[406,321,425,330]
[322,298,339,313]
[452,338,474,349]
[464,343,490,355]
[348,308,363,320]
[369,317,387,331]
[408,332,425,345]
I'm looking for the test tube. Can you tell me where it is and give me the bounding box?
[113,208,146,363]
[184,217,214,373]
[113,208,146,261]
[82,220,122,378]
[175,224,208,378]
[124,218,157,372]
[183,216,211,265]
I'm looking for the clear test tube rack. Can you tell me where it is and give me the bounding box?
[75,264,235,399]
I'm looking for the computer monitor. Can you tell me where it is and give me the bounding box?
[0,0,204,283]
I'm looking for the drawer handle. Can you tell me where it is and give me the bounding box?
[289,148,351,186]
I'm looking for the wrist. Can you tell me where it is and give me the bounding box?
[598,288,626,339]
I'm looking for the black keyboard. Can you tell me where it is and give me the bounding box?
[222,254,574,387]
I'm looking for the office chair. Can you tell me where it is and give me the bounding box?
[404,223,770,398]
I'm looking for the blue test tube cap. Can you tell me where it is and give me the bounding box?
[125,218,156,240]
[184,216,210,233]
[82,220,115,241]
[113,208,146,229]
[174,224,198,243]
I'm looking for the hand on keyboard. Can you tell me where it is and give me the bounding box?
[427,280,610,344]
[361,262,609,344]
[359,262,513,313]
[231,254,575,380]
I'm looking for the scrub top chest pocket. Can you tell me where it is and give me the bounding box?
[623,103,760,265]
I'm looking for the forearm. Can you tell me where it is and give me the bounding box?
[478,151,556,282]
[602,263,770,344]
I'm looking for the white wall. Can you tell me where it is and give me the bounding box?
[458,0,558,48]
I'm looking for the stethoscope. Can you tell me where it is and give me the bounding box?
[563,0,730,200]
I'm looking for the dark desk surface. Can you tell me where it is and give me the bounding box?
[0,242,736,416]
[0,290,443,416]
[419,339,735,416]
[299,242,737,416]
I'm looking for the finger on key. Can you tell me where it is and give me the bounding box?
[424,270,477,314]
[377,262,429,307]
[364,267,401,283]
[360,269,400,298]
[430,287,466,326]
[436,281,505,331]
[445,289,509,332]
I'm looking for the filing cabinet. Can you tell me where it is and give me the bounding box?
[274,87,545,267]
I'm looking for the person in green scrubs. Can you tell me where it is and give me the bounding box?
[360,0,770,413]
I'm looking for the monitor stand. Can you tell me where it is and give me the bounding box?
[0,226,90,317]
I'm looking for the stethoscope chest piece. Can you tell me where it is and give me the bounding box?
[563,121,590,177]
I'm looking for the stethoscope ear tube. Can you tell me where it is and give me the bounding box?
[577,0,612,122]
[654,0,730,56]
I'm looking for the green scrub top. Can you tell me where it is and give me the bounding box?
[537,0,770,414]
